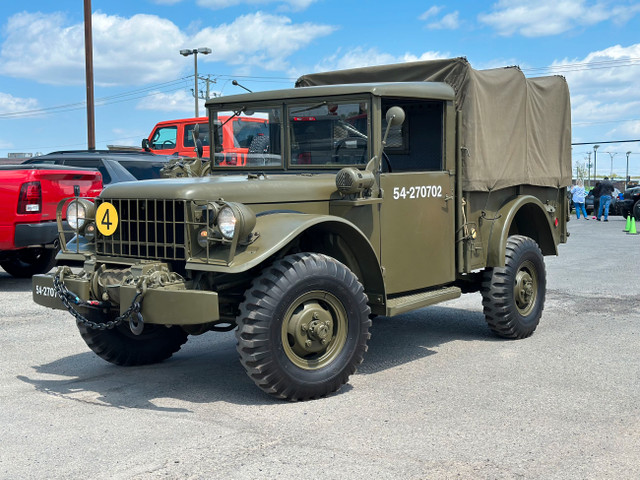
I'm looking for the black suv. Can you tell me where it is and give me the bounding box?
[619,186,640,220]
[22,150,171,185]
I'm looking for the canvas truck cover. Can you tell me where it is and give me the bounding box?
[296,57,572,192]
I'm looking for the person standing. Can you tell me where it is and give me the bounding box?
[597,176,615,221]
[571,179,588,219]
[591,181,602,219]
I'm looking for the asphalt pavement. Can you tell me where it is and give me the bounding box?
[1,214,639,479]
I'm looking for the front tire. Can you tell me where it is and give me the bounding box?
[481,235,546,339]
[236,253,371,401]
[0,247,57,278]
[633,201,640,221]
[77,322,189,366]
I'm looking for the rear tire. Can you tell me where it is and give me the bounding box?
[236,253,371,401]
[77,322,189,366]
[0,247,57,278]
[481,235,546,339]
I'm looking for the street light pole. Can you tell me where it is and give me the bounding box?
[607,152,617,178]
[593,144,600,186]
[626,151,632,190]
[180,47,212,117]
[83,0,95,150]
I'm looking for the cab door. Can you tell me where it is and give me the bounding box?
[378,100,455,295]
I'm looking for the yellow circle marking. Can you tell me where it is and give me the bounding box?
[96,202,118,236]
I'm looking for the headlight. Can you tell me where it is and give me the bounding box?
[216,203,256,241]
[217,206,237,240]
[65,199,95,232]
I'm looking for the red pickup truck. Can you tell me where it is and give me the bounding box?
[0,165,102,277]
[142,116,268,165]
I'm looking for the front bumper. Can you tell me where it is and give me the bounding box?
[32,271,220,325]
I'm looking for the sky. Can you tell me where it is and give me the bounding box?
[1,0,640,179]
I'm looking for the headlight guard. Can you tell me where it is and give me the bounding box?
[65,198,96,233]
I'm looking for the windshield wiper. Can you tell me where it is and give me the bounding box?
[290,101,327,115]
[219,106,249,128]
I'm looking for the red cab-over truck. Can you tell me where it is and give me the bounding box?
[0,164,102,277]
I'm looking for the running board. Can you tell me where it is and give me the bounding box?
[385,286,461,317]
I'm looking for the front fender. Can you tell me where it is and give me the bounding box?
[186,213,379,275]
[486,195,557,267]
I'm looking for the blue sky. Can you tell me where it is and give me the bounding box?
[1,0,640,178]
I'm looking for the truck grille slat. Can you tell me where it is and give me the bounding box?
[96,198,186,261]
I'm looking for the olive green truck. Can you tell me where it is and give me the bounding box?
[32,58,571,400]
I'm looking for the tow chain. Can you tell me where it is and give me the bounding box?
[53,267,144,332]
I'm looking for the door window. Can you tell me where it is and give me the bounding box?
[150,126,178,150]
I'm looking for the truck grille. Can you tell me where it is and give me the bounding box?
[96,198,187,261]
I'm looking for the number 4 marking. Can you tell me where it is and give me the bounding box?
[95,202,118,236]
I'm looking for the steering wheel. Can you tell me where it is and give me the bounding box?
[334,137,367,155]
[162,140,176,149]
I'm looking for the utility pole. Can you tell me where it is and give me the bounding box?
[83,0,95,150]
[593,145,600,185]
[194,75,217,103]
[626,151,632,190]
[587,152,591,187]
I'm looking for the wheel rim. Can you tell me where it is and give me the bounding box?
[281,290,348,370]
[514,260,538,316]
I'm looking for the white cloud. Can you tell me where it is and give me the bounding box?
[479,0,640,37]
[310,47,450,73]
[609,120,640,138]
[197,0,317,10]
[552,43,640,125]
[135,90,206,113]
[0,12,186,86]
[427,11,460,30]
[0,92,39,115]
[0,11,334,86]
[551,43,640,169]
[191,12,335,71]
[419,6,444,20]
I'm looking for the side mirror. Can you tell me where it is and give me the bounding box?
[141,138,151,151]
[386,106,406,127]
[382,106,405,147]
[193,124,204,158]
[195,139,204,159]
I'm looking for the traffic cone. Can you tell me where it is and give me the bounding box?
[627,217,638,235]
[624,215,631,232]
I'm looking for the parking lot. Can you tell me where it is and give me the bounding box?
[1,215,639,479]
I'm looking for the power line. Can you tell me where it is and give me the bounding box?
[571,139,640,145]
[1,56,639,120]
[522,57,640,75]
[0,77,193,119]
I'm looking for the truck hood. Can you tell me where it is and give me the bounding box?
[100,173,339,205]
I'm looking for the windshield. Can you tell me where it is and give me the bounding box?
[290,101,368,166]
[210,98,370,169]
[212,107,282,167]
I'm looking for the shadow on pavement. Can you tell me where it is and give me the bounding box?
[0,272,33,293]
[17,305,496,408]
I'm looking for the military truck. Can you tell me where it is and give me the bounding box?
[32,58,571,401]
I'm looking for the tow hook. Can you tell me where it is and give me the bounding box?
[129,308,145,335]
